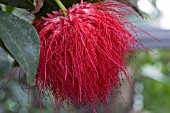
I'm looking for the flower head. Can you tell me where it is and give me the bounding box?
[33,1,144,111]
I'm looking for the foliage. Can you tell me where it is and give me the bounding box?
[135,50,170,113]
[0,11,40,85]
[0,0,39,85]
[143,79,170,113]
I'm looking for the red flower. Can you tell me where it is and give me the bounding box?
[33,1,144,111]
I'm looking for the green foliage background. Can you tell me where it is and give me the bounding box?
[136,50,170,113]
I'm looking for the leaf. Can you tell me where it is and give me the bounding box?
[0,0,34,9]
[0,11,40,86]
[0,38,13,57]
[5,5,15,14]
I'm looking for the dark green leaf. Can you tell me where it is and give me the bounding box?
[0,11,40,85]
[0,38,19,67]
[0,38,14,57]
[0,0,34,9]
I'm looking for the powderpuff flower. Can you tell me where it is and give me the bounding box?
[33,1,145,111]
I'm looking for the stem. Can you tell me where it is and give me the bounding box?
[55,0,67,16]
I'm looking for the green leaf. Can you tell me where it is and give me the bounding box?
[0,0,34,9]
[0,38,13,57]
[5,5,15,13]
[0,11,40,86]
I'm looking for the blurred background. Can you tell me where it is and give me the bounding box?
[0,0,170,113]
